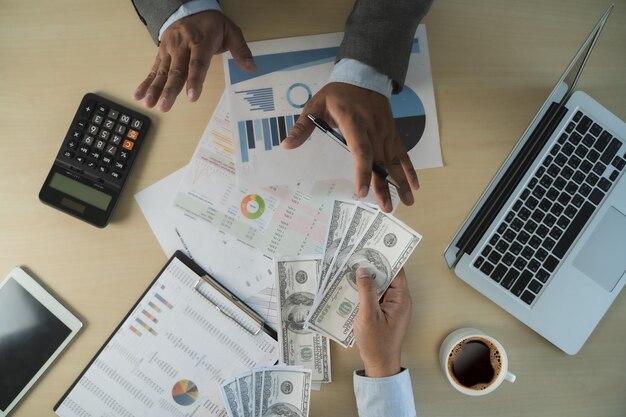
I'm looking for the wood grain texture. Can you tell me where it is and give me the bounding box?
[1,1,624,416]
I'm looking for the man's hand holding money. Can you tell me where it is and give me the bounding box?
[354,267,412,378]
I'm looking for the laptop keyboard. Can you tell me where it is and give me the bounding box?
[473,110,625,306]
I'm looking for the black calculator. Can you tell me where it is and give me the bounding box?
[39,93,151,227]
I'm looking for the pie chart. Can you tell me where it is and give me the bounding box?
[240,194,266,219]
[172,380,199,406]
[390,86,426,152]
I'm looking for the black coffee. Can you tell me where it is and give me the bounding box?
[448,339,501,389]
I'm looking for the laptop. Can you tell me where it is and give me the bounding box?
[444,5,626,355]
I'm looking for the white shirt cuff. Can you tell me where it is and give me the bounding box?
[353,368,416,417]
[158,0,222,41]
[328,58,394,99]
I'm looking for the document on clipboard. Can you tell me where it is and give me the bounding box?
[54,251,278,417]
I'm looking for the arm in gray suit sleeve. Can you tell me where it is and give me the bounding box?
[337,0,433,93]
[131,0,191,44]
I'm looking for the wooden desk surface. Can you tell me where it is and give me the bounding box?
[1,1,625,416]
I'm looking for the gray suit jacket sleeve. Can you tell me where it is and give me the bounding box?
[337,0,433,93]
[131,0,192,44]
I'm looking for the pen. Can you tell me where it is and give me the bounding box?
[307,114,400,189]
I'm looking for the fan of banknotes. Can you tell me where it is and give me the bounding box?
[220,365,312,417]
[275,200,422,384]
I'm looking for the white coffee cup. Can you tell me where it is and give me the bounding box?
[439,328,516,396]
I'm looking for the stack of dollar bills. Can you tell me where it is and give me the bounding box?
[276,200,422,367]
[220,365,312,417]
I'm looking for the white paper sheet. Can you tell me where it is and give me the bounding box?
[169,96,396,261]
[55,258,278,417]
[135,168,279,329]
[224,25,442,190]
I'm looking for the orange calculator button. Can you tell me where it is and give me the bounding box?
[122,139,135,151]
[127,129,139,140]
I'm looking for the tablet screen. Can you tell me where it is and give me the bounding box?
[0,277,71,411]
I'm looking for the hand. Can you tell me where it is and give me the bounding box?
[133,10,255,112]
[354,267,412,378]
[281,83,419,213]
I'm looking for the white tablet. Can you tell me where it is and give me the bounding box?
[0,267,82,416]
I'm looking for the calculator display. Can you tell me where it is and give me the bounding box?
[49,173,112,210]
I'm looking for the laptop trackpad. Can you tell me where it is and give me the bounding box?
[573,207,626,292]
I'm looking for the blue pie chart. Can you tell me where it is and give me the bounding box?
[390,86,426,151]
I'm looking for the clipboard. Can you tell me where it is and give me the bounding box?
[183,251,276,338]
[54,251,278,416]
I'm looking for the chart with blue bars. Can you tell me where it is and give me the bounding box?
[234,87,275,112]
[238,114,300,162]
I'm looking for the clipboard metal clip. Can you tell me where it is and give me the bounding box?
[193,275,264,336]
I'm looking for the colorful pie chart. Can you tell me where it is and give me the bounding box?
[240,194,266,219]
[172,380,199,406]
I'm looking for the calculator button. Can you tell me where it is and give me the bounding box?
[122,139,134,151]
[98,165,109,174]
[72,130,82,139]
[104,119,115,130]
[105,145,117,156]
[97,104,107,114]
[63,151,74,159]
[107,109,119,120]
[127,129,139,140]
[111,171,121,179]
[131,119,143,130]
[111,134,123,146]
[77,119,88,129]
[89,150,101,160]
[76,156,86,164]
[82,135,95,145]
[94,140,106,151]
[88,124,99,135]
[92,114,104,125]
[98,129,110,141]
[114,124,126,135]
[67,140,78,150]
[120,114,131,124]
[114,161,125,170]
[82,100,95,116]
[119,151,129,161]
[79,146,89,155]
[101,155,113,165]
[87,160,97,169]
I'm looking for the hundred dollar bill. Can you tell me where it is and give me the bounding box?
[319,200,356,291]
[237,372,253,417]
[307,211,421,347]
[251,367,266,417]
[320,203,377,293]
[276,256,331,383]
[260,367,312,417]
[220,377,243,417]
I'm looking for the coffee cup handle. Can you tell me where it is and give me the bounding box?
[504,371,516,383]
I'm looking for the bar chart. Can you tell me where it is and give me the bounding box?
[237,114,300,162]
[234,87,275,112]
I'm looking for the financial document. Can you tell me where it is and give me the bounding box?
[55,258,278,417]
[170,95,391,260]
[224,25,441,191]
[135,168,279,330]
